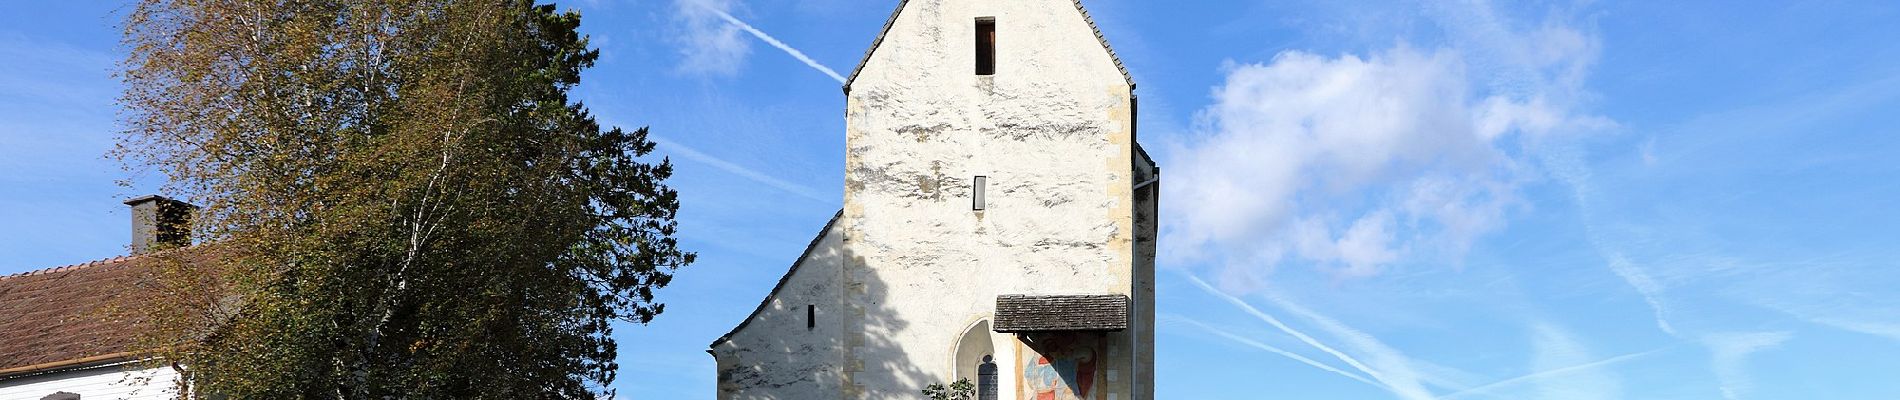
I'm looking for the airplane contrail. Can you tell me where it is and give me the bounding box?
[700,5,848,83]
[1173,316,1386,389]
[649,134,832,203]
[1184,275,1428,399]
[1438,346,1670,399]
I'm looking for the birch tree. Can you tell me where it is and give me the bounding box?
[115,1,692,398]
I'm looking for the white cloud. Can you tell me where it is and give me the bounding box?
[1165,48,1533,279]
[671,0,752,76]
[1162,1,1609,280]
[1703,331,1791,400]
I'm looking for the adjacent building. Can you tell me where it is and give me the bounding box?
[0,196,194,400]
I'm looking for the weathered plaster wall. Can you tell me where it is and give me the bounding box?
[0,364,180,400]
[711,216,847,400]
[841,0,1142,398]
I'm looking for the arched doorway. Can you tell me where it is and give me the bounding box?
[953,320,999,400]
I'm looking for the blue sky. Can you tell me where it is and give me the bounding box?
[4,0,1899,398]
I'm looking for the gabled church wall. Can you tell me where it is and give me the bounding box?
[840,0,1142,398]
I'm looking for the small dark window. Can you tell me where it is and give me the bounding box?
[807,305,815,330]
[976,18,996,75]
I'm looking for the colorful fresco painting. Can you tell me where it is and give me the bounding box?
[1019,334,1099,400]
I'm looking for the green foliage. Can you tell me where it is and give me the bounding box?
[116,0,691,398]
[923,378,977,400]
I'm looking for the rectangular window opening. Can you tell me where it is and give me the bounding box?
[976,18,996,76]
[973,176,987,211]
[807,305,816,330]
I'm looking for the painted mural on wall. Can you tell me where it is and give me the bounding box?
[1019,334,1099,400]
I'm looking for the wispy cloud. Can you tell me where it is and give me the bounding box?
[1704,331,1791,400]
[672,0,845,83]
[0,33,118,175]
[1540,141,1682,339]
[1170,315,1385,389]
[1441,345,1665,400]
[1186,275,1438,400]
[1627,74,1900,344]
[1608,253,1677,336]
[670,0,751,77]
[648,134,832,203]
[1805,317,1900,342]
[1254,283,1446,399]
[0,33,116,107]
[1524,323,1624,400]
[1542,72,1900,396]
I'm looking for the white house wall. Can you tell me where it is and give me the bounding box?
[0,365,180,400]
[842,0,1142,398]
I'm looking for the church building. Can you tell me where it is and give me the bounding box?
[706,0,1159,399]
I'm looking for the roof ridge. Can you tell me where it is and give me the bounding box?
[840,0,910,93]
[842,0,1136,93]
[0,248,183,281]
[1070,0,1135,88]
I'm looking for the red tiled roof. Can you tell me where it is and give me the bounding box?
[0,254,162,374]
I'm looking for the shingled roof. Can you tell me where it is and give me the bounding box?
[993,294,1128,333]
[0,254,164,377]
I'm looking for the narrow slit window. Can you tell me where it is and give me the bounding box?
[976,18,996,75]
[806,305,816,330]
[973,176,987,211]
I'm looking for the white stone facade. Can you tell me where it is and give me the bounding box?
[710,0,1156,398]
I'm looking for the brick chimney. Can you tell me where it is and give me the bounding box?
[125,195,196,254]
